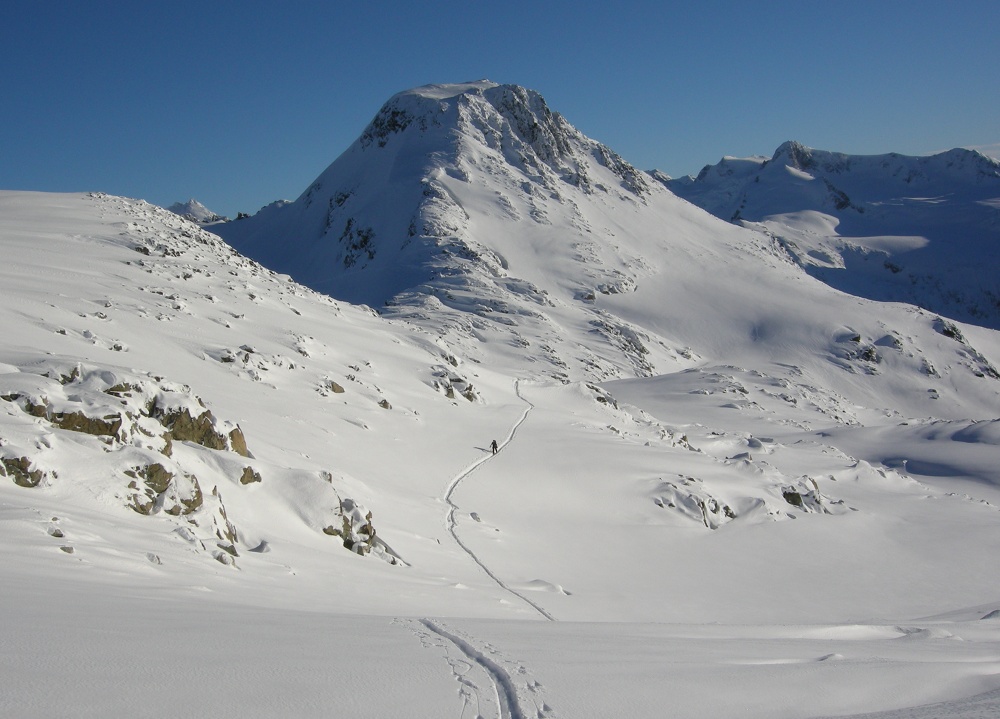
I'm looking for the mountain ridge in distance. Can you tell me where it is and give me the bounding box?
[662,141,1000,329]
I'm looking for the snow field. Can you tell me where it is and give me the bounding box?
[3,80,1000,716]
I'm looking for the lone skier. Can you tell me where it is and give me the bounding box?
[490,439,499,455]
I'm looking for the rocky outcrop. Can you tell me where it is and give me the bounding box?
[1,360,395,568]
[1,456,47,488]
[1,363,243,524]
[323,498,401,565]
[3,368,250,460]
[125,463,203,517]
[239,466,262,485]
[155,407,250,457]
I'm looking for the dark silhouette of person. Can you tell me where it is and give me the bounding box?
[490,439,498,455]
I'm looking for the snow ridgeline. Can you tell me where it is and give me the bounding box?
[663,141,1000,329]
[0,359,399,567]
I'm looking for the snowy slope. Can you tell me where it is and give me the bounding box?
[0,190,556,618]
[663,142,1000,329]
[4,83,1000,718]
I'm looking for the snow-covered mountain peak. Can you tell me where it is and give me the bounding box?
[933,145,1000,180]
[353,80,647,196]
[396,79,500,101]
[166,198,227,223]
[771,140,818,170]
[216,81,663,378]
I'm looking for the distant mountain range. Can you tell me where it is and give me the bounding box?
[660,141,1000,329]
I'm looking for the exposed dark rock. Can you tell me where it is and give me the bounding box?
[210,493,238,543]
[2,456,45,488]
[935,318,965,342]
[239,466,262,485]
[150,402,250,457]
[142,463,173,494]
[155,406,228,451]
[782,489,804,507]
[51,410,124,440]
[105,382,141,398]
[229,427,250,457]
[126,464,202,516]
[165,476,203,516]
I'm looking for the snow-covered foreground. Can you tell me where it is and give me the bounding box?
[5,568,1000,718]
[2,114,1000,718]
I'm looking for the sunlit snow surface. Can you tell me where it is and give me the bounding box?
[2,162,1000,715]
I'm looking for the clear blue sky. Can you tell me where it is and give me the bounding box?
[3,0,998,218]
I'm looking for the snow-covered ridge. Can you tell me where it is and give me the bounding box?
[668,141,1000,224]
[767,141,1000,190]
[662,142,1000,328]
[401,79,501,100]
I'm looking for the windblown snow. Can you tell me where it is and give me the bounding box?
[3,82,1000,718]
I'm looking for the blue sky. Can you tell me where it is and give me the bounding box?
[3,1,998,218]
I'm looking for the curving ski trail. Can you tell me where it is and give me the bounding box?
[408,619,556,719]
[443,380,554,622]
[419,619,524,719]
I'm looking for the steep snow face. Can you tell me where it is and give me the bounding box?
[663,142,1000,328]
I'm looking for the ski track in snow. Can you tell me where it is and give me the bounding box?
[406,618,555,719]
[443,380,554,622]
